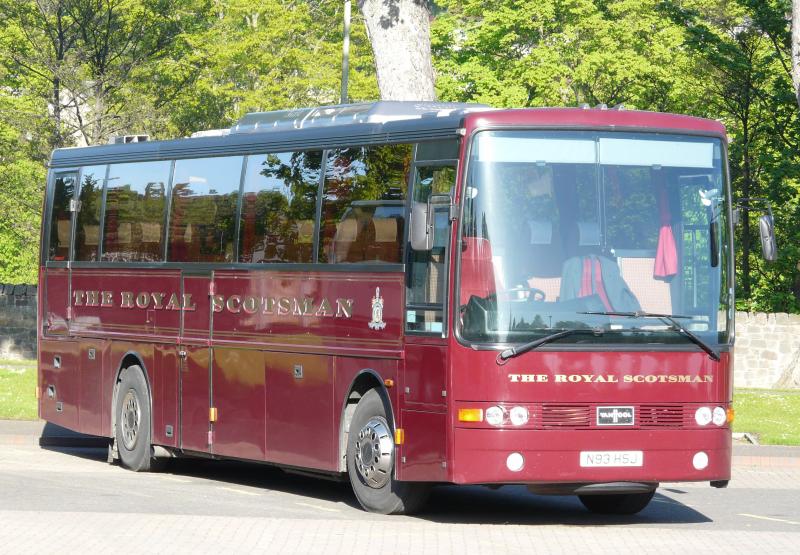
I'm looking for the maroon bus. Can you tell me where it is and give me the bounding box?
[38,102,770,515]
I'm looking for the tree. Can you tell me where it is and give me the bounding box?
[358,0,435,100]
[794,0,800,108]
[432,0,693,110]
[0,0,199,146]
[150,1,378,136]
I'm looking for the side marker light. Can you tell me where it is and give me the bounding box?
[394,428,405,445]
[458,408,483,422]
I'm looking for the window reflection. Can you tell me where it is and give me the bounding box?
[238,151,321,263]
[319,144,411,264]
[168,156,243,263]
[74,165,106,261]
[103,161,170,262]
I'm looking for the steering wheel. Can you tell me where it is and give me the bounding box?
[503,285,546,302]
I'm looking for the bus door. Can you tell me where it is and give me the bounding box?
[178,270,214,453]
[400,163,456,481]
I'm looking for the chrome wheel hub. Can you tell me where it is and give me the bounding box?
[354,417,394,488]
[120,389,141,451]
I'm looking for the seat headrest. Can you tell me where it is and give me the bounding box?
[578,221,601,246]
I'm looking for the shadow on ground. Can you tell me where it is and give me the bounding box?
[42,442,711,526]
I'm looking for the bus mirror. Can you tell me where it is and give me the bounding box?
[411,201,433,251]
[759,214,777,261]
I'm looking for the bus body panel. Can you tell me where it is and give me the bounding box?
[210,270,404,353]
[77,338,107,437]
[212,347,267,461]
[70,268,182,340]
[397,409,448,481]
[451,427,730,484]
[449,349,730,404]
[39,337,80,430]
[43,268,69,336]
[153,344,180,448]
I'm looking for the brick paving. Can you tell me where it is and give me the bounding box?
[0,421,798,553]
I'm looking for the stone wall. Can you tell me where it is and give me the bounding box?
[734,312,800,389]
[0,284,37,360]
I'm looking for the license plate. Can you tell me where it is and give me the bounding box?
[580,450,643,467]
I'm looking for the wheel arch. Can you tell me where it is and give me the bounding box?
[110,351,154,442]
[337,369,395,472]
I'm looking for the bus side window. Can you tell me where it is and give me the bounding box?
[47,174,77,261]
[168,156,243,263]
[406,165,456,334]
[103,161,170,263]
[74,165,106,262]
[318,144,411,264]
[238,151,321,264]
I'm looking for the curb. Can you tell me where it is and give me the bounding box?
[732,455,800,470]
[0,420,108,448]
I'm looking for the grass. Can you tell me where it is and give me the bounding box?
[0,359,37,420]
[0,359,798,445]
[733,388,800,446]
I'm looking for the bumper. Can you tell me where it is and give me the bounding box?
[451,428,731,485]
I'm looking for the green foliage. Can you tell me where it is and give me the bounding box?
[0,360,37,420]
[432,0,692,110]
[734,388,800,445]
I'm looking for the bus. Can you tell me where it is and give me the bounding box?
[38,101,774,515]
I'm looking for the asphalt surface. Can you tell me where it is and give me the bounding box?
[0,420,798,553]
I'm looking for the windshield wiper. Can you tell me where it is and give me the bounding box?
[580,310,721,362]
[497,328,605,364]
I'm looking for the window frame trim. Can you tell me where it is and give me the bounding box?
[404,155,459,338]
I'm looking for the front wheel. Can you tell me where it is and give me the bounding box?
[114,365,159,472]
[346,389,430,514]
[578,490,655,515]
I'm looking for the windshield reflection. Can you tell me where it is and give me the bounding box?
[459,130,730,346]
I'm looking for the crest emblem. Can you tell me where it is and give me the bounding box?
[368,287,386,330]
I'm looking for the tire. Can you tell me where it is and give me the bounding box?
[114,365,158,472]
[346,389,430,514]
[578,490,655,515]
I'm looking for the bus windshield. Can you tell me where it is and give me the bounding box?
[459,130,731,347]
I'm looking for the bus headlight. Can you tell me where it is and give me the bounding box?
[485,406,504,426]
[695,406,712,426]
[509,406,529,426]
[712,406,727,426]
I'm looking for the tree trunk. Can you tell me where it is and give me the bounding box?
[358,0,435,101]
[793,0,800,109]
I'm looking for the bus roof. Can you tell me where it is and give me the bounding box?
[49,102,726,169]
[462,107,727,137]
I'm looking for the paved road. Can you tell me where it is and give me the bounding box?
[0,432,798,553]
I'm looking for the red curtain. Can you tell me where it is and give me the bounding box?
[653,171,678,279]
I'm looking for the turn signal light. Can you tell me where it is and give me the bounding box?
[458,408,484,422]
[727,407,735,424]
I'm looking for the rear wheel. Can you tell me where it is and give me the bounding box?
[578,491,655,515]
[346,389,430,514]
[115,365,159,472]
